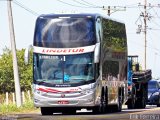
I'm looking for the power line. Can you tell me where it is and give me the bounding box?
[152,7,160,19]
[80,0,101,8]
[150,18,160,28]
[148,28,160,30]
[71,0,94,7]
[129,38,160,54]
[56,0,101,8]
[135,1,160,69]
[124,3,140,8]
[147,37,160,53]
[13,0,39,16]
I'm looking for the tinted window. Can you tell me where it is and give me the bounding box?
[148,81,159,89]
[33,52,94,86]
[34,17,96,48]
[101,19,127,81]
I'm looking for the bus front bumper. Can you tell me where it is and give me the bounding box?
[33,93,100,108]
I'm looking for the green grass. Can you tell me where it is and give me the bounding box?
[0,100,39,115]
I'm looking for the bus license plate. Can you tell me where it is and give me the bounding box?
[58,101,69,104]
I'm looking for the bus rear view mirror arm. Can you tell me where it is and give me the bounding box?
[24,45,33,65]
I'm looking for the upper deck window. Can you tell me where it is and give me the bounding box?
[34,17,96,48]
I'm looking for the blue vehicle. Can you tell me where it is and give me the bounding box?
[148,80,160,107]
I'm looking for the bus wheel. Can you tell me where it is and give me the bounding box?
[101,93,106,113]
[92,97,103,114]
[41,107,53,115]
[157,104,160,107]
[62,109,76,115]
[93,92,106,114]
[115,90,122,112]
[92,106,102,114]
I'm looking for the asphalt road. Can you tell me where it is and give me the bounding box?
[1,105,160,120]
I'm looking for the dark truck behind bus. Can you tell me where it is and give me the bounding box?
[126,55,152,109]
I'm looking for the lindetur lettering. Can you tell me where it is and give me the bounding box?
[42,48,84,53]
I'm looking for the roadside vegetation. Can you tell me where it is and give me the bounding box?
[0,47,32,93]
[0,47,35,114]
[0,100,39,114]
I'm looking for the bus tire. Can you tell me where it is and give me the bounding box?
[101,88,107,113]
[115,88,122,112]
[41,107,53,115]
[104,87,109,113]
[92,106,101,114]
[62,109,76,115]
[157,104,160,107]
[92,92,104,114]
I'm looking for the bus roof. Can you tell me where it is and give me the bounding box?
[38,13,125,24]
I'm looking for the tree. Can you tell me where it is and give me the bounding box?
[0,47,32,93]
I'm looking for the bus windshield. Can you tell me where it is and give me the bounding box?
[34,17,96,48]
[33,52,94,86]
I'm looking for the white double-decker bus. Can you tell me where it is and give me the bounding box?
[25,13,128,115]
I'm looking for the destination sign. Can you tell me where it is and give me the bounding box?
[33,45,95,55]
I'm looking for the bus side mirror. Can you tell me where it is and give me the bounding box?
[24,45,33,65]
[94,43,100,63]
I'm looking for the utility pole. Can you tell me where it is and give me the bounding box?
[136,1,148,70]
[108,6,111,16]
[136,2,160,70]
[103,6,126,16]
[7,0,22,107]
[144,0,147,70]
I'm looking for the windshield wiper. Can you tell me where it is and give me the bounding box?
[37,79,48,85]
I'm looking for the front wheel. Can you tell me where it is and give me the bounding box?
[92,106,102,114]
[157,104,160,107]
[62,108,76,115]
[41,107,53,115]
[93,93,106,114]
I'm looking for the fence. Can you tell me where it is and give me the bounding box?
[0,90,32,105]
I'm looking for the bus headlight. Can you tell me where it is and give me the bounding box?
[81,88,93,94]
[36,89,46,95]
